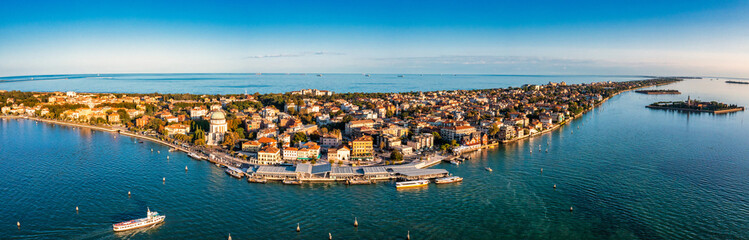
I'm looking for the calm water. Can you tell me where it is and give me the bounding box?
[0,73,648,94]
[1,78,748,239]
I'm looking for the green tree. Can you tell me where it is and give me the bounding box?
[222,132,239,148]
[390,150,403,161]
[292,132,307,144]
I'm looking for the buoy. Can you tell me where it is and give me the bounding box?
[17,221,20,229]
[296,223,300,232]
[329,232,332,240]
[228,233,232,240]
[76,206,79,212]
[407,231,411,240]
[570,206,574,212]
[163,177,166,182]
[128,191,131,196]
[553,184,556,189]
[354,217,358,227]
[185,166,188,171]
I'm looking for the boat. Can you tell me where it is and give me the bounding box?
[395,180,429,189]
[247,177,267,184]
[397,75,404,77]
[347,179,372,185]
[435,176,463,184]
[317,74,323,77]
[225,168,244,179]
[485,167,493,172]
[450,160,460,165]
[188,152,203,160]
[168,148,177,152]
[283,178,302,185]
[113,208,165,232]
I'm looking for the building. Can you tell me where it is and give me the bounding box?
[440,126,476,141]
[190,107,208,120]
[206,110,227,145]
[345,119,375,135]
[327,147,350,161]
[320,134,342,148]
[107,113,120,124]
[406,133,434,150]
[351,135,374,161]
[165,124,191,136]
[242,141,262,152]
[257,146,281,165]
[283,147,298,161]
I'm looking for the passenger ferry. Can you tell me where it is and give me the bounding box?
[113,208,165,232]
[435,176,463,184]
[225,168,244,179]
[395,180,429,189]
[187,152,203,160]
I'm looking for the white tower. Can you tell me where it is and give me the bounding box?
[206,110,227,145]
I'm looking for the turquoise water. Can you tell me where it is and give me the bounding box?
[0,73,648,94]
[1,78,748,239]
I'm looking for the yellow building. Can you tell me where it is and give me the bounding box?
[351,135,374,160]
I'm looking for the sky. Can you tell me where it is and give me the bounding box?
[1,0,748,77]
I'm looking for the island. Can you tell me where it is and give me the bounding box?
[1,77,681,185]
[635,89,681,94]
[647,97,745,114]
[725,80,749,85]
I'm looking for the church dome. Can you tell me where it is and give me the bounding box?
[209,110,226,120]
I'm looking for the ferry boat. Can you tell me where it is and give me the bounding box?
[225,168,244,179]
[188,152,203,160]
[247,177,267,184]
[113,208,165,232]
[395,180,429,189]
[283,178,302,185]
[435,176,463,184]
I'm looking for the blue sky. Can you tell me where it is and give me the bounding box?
[1,0,748,77]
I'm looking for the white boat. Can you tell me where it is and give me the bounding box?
[450,160,460,165]
[188,152,203,160]
[113,208,165,232]
[168,148,177,152]
[485,167,493,172]
[395,180,429,189]
[435,176,463,184]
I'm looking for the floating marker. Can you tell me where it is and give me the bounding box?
[76,206,79,212]
[163,177,166,182]
[354,217,358,227]
[185,166,188,171]
[553,184,557,189]
[128,191,131,196]
[17,221,20,229]
[570,206,574,212]
[296,223,300,232]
